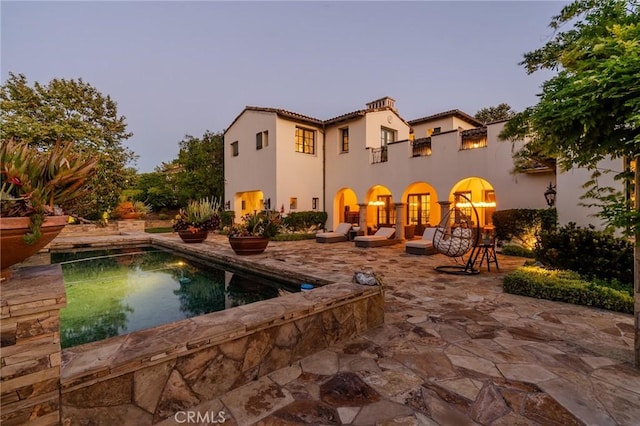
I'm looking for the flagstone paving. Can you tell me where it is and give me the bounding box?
[53,233,639,425]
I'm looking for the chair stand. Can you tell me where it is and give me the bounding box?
[434,245,481,275]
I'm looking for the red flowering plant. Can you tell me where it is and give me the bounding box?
[0,139,97,243]
[172,198,222,233]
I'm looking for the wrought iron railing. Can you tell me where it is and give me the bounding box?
[371,146,388,164]
[411,137,432,157]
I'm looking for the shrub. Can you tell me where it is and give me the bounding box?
[492,208,557,249]
[503,266,633,314]
[283,211,328,231]
[271,232,316,241]
[220,210,235,228]
[158,213,169,220]
[500,245,535,258]
[535,223,633,285]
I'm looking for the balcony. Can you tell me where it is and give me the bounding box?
[461,128,488,150]
[411,137,432,157]
[371,146,388,164]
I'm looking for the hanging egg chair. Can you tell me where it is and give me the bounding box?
[433,193,481,275]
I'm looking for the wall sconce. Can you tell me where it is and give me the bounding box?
[224,201,231,210]
[544,182,557,207]
[263,198,271,210]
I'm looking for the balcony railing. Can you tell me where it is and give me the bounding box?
[411,137,432,157]
[371,146,388,164]
[461,128,488,150]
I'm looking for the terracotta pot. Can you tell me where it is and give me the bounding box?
[1,215,68,279]
[228,236,269,255]
[178,229,208,243]
[120,212,144,220]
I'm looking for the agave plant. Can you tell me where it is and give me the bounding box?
[0,139,97,243]
[173,197,222,233]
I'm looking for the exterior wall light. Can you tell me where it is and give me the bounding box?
[544,183,557,207]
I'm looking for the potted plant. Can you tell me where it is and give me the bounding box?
[0,139,97,279]
[114,197,151,220]
[172,198,221,243]
[228,210,282,255]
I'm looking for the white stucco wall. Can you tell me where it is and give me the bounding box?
[324,119,552,229]
[224,110,278,216]
[225,104,621,234]
[224,109,324,217]
[275,120,324,213]
[556,157,623,229]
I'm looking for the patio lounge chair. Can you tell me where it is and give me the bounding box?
[354,227,398,248]
[405,227,437,255]
[316,222,352,243]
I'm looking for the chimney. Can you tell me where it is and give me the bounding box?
[366,97,396,111]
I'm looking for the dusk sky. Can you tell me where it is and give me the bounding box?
[2,1,568,172]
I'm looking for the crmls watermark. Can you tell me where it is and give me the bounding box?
[174,410,227,424]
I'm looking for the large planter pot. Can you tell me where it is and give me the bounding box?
[178,229,209,243]
[119,212,144,220]
[1,215,68,279]
[228,236,269,255]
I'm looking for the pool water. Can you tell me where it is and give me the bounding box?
[53,247,298,348]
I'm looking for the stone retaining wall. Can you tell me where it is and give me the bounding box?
[0,265,66,426]
[60,283,384,424]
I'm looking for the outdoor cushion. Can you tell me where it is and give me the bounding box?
[316,223,352,243]
[354,227,398,248]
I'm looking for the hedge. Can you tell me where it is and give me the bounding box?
[503,266,633,314]
[534,223,633,285]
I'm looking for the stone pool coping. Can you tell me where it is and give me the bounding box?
[50,232,384,423]
[60,281,382,389]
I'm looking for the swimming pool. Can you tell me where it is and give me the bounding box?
[53,247,299,348]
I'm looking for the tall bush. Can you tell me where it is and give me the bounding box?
[492,208,557,249]
[283,211,328,232]
[535,223,633,285]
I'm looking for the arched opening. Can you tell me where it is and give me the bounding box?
[365,185,393,232]
[334,188,359,227]
[403,182,439,237]
[235,190,264,218]
[450,177,496,229]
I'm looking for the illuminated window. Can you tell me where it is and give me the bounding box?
[484,190,496,226]
[376,195,395,226]
[289,197,297,210]
[407,193,431,228]
[454,191,472,224]
[461,129,487,150]
[295,127,315,154]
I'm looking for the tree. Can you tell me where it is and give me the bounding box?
[135,169,179,210]
[474,103,516,124]
[499,0,640,366]
[0,73,136,219]
[173,131,224,205]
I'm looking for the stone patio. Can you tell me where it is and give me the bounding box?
[54,232,639,425]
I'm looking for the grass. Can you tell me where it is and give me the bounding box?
[145,227,174,234]
[503,266,633,314]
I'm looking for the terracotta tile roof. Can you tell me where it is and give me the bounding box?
[323,109,367,125]
[224,106,323,134]
[244,106,323,125]
[225,103,481,135]
[461,127,488,138]
[408,109,483,127]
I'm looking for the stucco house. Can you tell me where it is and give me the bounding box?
[224,96,621,237]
